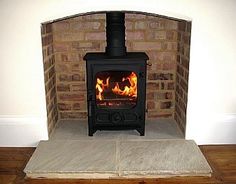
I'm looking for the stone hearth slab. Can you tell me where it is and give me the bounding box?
[24,140,117,178]
[24,139,212,179]
[119,140,212,177]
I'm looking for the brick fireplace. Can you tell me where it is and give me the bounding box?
[41,11,191,136]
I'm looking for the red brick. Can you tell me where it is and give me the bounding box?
[177,65,184,77]
[73,103,81,110]
[57,84,70,91]
[165,92,173,99]
[180,79,188,91]
[184,71,189,82]
[43,60,51,71]
[47,45,54,56]
[147,82,159,90]
[147,101,155,109]
[166,31,177,40]
[85,32,105,40]
[149,20,165,29]
[179,98,187,112]
[46,24,52,33]
[181,57,189,69]
[61,54,69,62]
[53,43,69,52]
[49,87,56,100]
[147,111,172,118]
[48,67,55,79]
[161,42,177,51]
[53,21,70,32]
[177,32,182,42]
[178,21,186,31]
[68,53,84,62]
[178,43,184,54]
[71,42,100,51]
[167,82,175,90]
[156,92,167,100]
[59,93,85,101]
[183,34,190,45]
[60,111,87,119]
[176,85,184,98]
[72,74,85,81]
[42,35,53,46]
[81,14,105,20]
[133,42,162,51]
[160,82,165,90]
[160,101,172,109]
[71,63,85,72]
[184,46,190,58]
[126,14,146,20]
[54,33,84,42]
[126,31,145,40]
[134,21,147,29]
[41,24,47,35]
[146,92,154,100]
[125,21,133,30]
[186,22,192,33]
[45,79,54,93]
[71,83,86,91]
[165,20,178,30]
[147,31,166,40]
[58,103,71,110]
[70,21,101,30]
[59,74,72,82]
[55,64,70,72]
[163,62,175,70]
[148,73,173,80]
[147,51,176,62]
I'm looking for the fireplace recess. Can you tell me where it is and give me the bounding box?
[84,12,149,136]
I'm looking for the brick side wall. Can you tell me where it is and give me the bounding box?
[52,13,179,120]
[174,21,191,134]
[41,24,59,135]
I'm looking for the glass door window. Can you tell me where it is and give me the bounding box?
[95,71,138,109]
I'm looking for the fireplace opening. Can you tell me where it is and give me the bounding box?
[41,11,191,138]
[95,71,138,109]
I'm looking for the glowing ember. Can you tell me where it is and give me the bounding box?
[96,72,137,101]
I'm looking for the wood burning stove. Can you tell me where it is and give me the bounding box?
[84,12,149,136]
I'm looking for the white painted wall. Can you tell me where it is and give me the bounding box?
[0,0,235,146]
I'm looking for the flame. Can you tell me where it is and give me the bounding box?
[112,72,137,97]
[96,77,110,100]
[96,72,137,101]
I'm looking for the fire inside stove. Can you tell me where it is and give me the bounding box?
[95,71,137,109]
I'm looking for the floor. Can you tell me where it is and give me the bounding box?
[0,145,236,184]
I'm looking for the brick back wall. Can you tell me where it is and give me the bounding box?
[51,13,179,120]
[41,24,59,135]
[52,14,106,119]
[125,14,178,118]
[174,21,191,134]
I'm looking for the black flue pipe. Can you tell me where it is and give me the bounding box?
[105,12,127,56]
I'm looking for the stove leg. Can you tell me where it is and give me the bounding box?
[88,129,94,136]
[89,132,93,136]
[137,127,145,136]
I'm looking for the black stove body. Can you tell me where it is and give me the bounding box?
[84,12,149,136]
